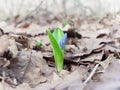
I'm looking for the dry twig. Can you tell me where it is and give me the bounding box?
[83,64,99,84]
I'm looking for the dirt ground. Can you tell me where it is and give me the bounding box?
[0,14,120,90]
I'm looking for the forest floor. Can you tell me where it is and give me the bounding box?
[0,14,120,90]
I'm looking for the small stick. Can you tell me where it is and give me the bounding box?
[83,64,99,84]
[2,71,6,90]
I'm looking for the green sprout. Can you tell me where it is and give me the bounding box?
[46,28,67,72]
[36,41,43,46]
[62,20,68,27]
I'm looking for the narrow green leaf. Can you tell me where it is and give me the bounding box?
[46,29,64,72]
[52,28,64,44]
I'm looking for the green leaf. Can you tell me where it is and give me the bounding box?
[46,29,64,72]
[52,28,64,44]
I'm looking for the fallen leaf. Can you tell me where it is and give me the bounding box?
[0,35,9,56]
[95,54,120,71]
[8,38,18,58]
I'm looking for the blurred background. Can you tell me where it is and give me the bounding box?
[0,0,120,21]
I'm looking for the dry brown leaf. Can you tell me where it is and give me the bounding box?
[23,51,50,87]
[55,70,84,90]
[80,51,104,62]
[85,62,120,90]
[79,28,110,38]
[95,54,120,71]
[9,38,18,58]
[103,44,120,52]
[0,35,9,56]
[75,38,112,56]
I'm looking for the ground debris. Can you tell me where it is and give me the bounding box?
[0,15,120,90]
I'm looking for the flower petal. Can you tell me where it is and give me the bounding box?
[59,33,67,49]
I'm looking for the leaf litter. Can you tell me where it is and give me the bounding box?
[0,15,120,90]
